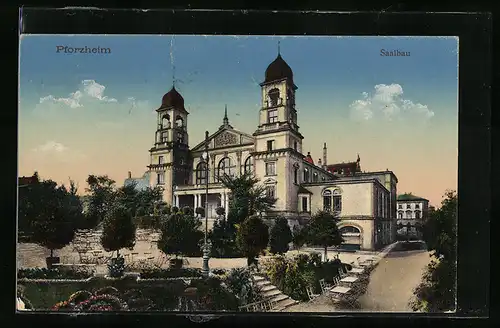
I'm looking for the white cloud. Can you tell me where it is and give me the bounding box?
[349,84,435,121]
[39,80,117,108]
[31,141,86,163]
[33,141,68,153]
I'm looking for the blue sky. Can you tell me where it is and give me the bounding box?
[19,35,458,205]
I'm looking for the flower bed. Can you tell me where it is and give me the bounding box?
[18,267,94,281]
[139,268,203,279]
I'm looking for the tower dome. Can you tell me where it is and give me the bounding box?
[264,54,294,84]
[161,86,184,108]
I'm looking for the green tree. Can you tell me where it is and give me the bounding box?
[158,212,204,258]
[291,225,307,253]
[133,186,168,230]
[236,216,270,267]
[411,190,457,312]
[29,179,82,259]
[306,210,344,261]
[220,172,277,226]
[100,204,137,257]
[269,217,292,255]
[208,218,239,258]
[84,175,117,229]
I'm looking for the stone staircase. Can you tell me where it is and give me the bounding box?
[252,274,299,311]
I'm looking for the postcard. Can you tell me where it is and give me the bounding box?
[17,34,459,316]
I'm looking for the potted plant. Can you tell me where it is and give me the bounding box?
[27,179,82,268]
[158,211,204,269]
[215,206,225,217]
[195,207,205,218]
[101,204,136,278]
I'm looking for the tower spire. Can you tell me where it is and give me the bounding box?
[170,36,176,88]
[223,104,229,125]
[220,104,232,130]
[278,40,281,55]
[323,142,327,168]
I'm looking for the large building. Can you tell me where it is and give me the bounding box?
[396,193,429,237]
[125,51,399,250]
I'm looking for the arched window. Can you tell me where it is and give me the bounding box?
[161,114,171,129]
[196,162,207,185]
[268,88,280,107]
[313,172,318,182]
[332,189,342,212]
[243,156,253,174]
[398,211,403,219]
[340,226,361,234]
[322,190,332,212]
[406,210,412,219]
[303,168,310,182]
[175,116,184,128]
[217,157,235,180]
[415,210,421,220]
[293,167,298,184]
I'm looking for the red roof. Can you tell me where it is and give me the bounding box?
[304,152,314,164]
[326,162,360,175]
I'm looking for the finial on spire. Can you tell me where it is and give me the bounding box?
[223,104,229,125]
[357,153,360,162]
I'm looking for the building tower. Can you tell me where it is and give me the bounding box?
[252,46,305,217]
[148,86,191,205]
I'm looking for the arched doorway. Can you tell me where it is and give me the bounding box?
[339,225,362,250]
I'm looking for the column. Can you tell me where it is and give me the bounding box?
[194,193,198,209]
[224,192,229,214]
[174,195,179,207]
[236,151,242,176]
[210,154,216,183]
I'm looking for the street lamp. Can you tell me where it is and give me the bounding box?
[201,131,211,277]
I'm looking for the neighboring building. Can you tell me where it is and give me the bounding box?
[18,173,39,187]
[396,193,429,236]
[125,50,399,251]
[124,171,151,191]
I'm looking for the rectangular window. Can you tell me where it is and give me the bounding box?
[415,204,420,209]
[302,197,308,212]
[267,140,275,151]
[266,185,276,199]
[158,156,164,165]
[293,141,298,151]
[406,204,411,209]
[333,195,342,212]
[161,132,168,143]
[293,168,298,184]
[268,109,278,123]
[323,196,332,212]
[398,204,402,209]
[265,162,276,176]
[157,172,165,185]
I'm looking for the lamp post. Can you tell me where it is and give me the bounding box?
[201,131,211,277]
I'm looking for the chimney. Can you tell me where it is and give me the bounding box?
[322,142,327,168]
[128,171,132,179]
